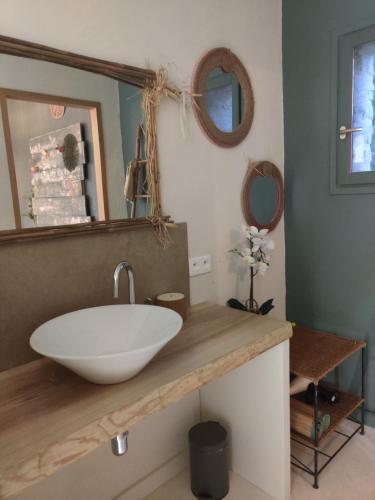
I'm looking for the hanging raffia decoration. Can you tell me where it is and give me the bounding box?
[142,68,180,247]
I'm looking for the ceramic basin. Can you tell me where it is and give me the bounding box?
[30,304,183,384]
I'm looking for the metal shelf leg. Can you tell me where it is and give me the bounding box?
[361,347,365,435]
[313,383,319,489]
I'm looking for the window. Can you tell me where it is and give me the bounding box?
[352,39,375,173]
[332,24,375,193]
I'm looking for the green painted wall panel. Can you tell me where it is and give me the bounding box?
[118,82,147,218]
[283,0,375,425]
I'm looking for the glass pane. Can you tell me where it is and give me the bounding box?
[249,175,278,226]
[204,67,242,132]
[352,40,375,173]
[205,81,233,132]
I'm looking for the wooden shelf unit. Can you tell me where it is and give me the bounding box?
[291,389,364,446]
[290,325,365,384]
[290,325,366,489]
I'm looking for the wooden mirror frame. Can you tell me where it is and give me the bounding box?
[0,34,168,244]
[192,47,254,148]
[241,161,284,232]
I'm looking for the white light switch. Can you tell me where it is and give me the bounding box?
[189,255,212,277]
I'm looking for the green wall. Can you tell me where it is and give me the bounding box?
[118,82,147,218]
[283,0,375,425]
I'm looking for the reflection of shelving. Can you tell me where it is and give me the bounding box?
[129,128,148,218]
[29,123,91,226]
[290,325,366,489]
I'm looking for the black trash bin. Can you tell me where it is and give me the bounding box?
[188,421,229,500]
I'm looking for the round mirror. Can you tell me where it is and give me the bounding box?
[242,161,284,231]
[192,47,254,147]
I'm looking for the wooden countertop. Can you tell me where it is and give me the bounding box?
[0,303,292,499]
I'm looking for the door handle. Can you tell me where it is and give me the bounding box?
[339,125,363,140]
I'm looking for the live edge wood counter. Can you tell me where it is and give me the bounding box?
[0,303,292,498]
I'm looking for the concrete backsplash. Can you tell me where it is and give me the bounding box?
[0,223,190,372]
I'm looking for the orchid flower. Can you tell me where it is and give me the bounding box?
[231,225,274,275]
[228,225,275,314]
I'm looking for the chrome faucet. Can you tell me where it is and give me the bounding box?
[111,262,134,457]
[113,261,135,304]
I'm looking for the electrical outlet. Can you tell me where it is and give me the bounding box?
[200,255,212,274]
[189,257,201,277]
[189,255,212,277]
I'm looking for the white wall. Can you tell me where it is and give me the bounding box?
[201,341,290,500]
[0,1,284,498]
[0,0,285,315]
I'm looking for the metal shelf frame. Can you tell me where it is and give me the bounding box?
[291,346,366,489]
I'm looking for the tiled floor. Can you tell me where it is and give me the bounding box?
[291,423,375,500]
[145,470,272,500]
[146,423,375,500]
[120,422,375,500]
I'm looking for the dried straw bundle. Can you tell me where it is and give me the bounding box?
[142,68,179,247]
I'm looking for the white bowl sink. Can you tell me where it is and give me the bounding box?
[30,304,183,384]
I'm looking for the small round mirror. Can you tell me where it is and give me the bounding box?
[242,161,284,231]
[204,67,243,133]
[192,47,254,147]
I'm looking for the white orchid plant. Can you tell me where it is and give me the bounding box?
[228,225,275,314]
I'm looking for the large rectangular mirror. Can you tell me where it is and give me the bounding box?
[0,36,159,241]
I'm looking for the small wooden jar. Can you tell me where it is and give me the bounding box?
[155,292,187,321]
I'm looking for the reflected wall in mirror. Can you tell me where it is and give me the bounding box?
[0,56,146,232]
[241,161,284,231]
[192,47,254,147]
[204,67,242,133]
[0,35,159,240]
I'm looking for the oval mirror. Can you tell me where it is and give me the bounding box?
[242,161,284,231]
[192,47,254,147]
